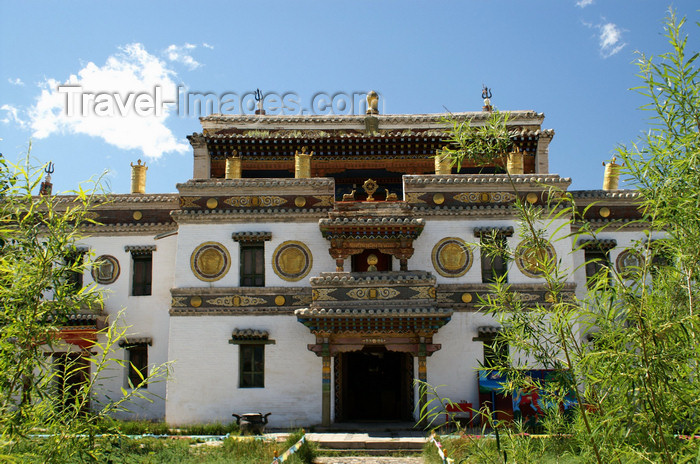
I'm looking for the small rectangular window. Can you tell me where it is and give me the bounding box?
[481,235,508,283]
[132,253,152,296]
[240,244,264,287]
[483,337,508,369]
[239,344,264,388]
[585,249,609,289]
[65,251,85,293]
[126,344,148,388]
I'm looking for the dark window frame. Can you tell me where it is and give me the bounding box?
[131,253,152,296]
[481,234,508,283]
[584,248,610,289]
[240,243,265,287]
[483,336,509,369]
[65,251,85,293]
[125,344,148,388]
[239,344,265,388]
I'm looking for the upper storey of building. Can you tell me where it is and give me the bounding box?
[187,108,555,200]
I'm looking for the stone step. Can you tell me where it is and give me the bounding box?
[317,448,422,456]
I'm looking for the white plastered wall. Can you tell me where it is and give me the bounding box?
[78,233,176,420]
[165,315,320,427]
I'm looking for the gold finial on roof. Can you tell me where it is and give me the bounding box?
[366,91,379,115]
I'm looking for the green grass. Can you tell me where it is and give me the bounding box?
[422,435,587,464]
[97,419,240,436]
[5,429,315,463]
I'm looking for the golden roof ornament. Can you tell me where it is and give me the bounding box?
[366,90,379,115]
[362,178,379,201]
[603,156,622,191]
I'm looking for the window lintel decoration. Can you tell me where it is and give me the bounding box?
[472,326,502,341]
[125,245,156,255]
[118,337,152,347]
[229,329,276,345]
[232,232,272,243]
[577,238,617,251]
[473,226,514,238]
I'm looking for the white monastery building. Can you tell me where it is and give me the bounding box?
[56,95,646,428]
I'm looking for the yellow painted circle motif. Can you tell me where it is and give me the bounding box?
[431,237,473,278]
[206,198,218,209]
[273,241,313,281]
[133,211,142,221]
[515,239,556,278]
[190,242,231,282]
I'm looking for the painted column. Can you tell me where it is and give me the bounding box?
[417,339,427,428]
[322,340,331,426]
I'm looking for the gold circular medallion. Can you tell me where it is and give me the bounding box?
[616,249,642,276]
[461,293,473,303]
[526,192,538,204]
[273,241,313,281]
[91,255,120,284]
[275,295,286,306]
[515,239,557,278]
[206,198,218,209]
[190,296,202,308]
[599,207,611,218]
[133,211,143,221]
[294,196,307,207]
[190,242,231,282]
[433,193,445,205]
[431,237,473,278]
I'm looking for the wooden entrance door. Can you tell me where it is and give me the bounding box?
[336,348,413,422]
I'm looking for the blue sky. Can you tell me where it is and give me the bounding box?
[1,1,698,194]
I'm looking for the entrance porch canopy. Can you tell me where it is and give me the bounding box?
[295,305,452,356]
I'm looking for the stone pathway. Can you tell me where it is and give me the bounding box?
[315,458,423,464]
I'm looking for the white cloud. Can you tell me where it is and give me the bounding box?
[1,104,27,127]
[165,43,201,70]
[8,77,24,86]
[576,0,594,7]
[599,22,626,58]
[27,43,188,159]
[202,43,214,50]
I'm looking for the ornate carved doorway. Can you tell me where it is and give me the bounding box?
[335,347,414,422]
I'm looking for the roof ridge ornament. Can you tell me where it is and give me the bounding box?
[254,88,265,115]
[482,85,493,112]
